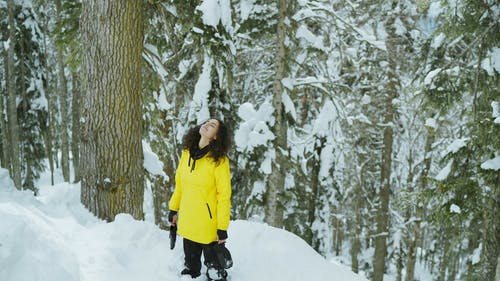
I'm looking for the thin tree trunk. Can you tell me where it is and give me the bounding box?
[373,136,392,281]
[40,7,54,186]
[57,50,70,182]
[439,237,450,281]
[55,0,70,182]
[446,244,458,281]
[6,0,22,189]
[19,45,33,190]
[372,4,398,278]
[478,172,500,281]
[265,0,287,228]
[372,73,396,281]
[306,136,324,245]
[71,72,81,182]
[350,180,363,273]
[41,120,54,185]
[496,256,500,281]
[334,214,343,256]
[80,0,145,221]
[351,234,361,273]
[25,157,35,193]
[1,52,11,169]
[405,129,435,281]
[300,88,310,126]
[396,242,404,281]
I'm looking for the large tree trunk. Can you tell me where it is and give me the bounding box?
[372,5,398,280]
[71,72,81,183]
[6,0,22,189]
[80,0,145,221]
[55,0,70,182]
[265,0,287,228]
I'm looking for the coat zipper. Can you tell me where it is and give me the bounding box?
[206,203,213,219]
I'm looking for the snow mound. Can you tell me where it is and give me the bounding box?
[0,202,80,281]
[229,220,366,281]
[0,168,15,191]
[0,178,365,281]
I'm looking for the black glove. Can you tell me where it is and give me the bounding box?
[168,210,177,223]
[217,229,228,240]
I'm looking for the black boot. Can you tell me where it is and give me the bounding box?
[206,267,227,281]
[181,268,201,279]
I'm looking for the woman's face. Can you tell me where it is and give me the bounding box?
[199,119,220,141]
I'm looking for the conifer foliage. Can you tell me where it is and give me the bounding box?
[0,0,498,280]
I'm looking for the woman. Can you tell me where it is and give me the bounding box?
[168,118,232,280]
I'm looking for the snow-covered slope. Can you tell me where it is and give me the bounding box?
[0,168,366,281]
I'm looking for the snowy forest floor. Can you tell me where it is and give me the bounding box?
[0,167,367,281]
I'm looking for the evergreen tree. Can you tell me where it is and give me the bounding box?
[4,0,22,189]
[1,0,48,192]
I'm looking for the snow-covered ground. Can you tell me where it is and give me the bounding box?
[0,168,366,281]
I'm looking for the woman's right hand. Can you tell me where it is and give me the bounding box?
[168,210,178,226]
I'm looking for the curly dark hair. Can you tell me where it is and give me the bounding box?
[182,118,231,163]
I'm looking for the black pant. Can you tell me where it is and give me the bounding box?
[183,238,227,279]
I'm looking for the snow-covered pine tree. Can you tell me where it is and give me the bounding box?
[421,0,499,279]
[141,0,238,229]
[1,0,48,192]
[230,0,279,221]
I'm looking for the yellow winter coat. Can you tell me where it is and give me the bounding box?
[169,149,232,244]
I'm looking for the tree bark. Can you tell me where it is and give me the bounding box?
[80,0,145,221]
[350,180,364,273]
[478,172,500,281]
[40,7,54,186]
[396,242,404,281]
[372,5,398,280]
[6,0,22,189]
[405,129,435,281]
[57,48,70,182]
[334,214,344,256]
[55,0,70,182]
[71,72,81,182]
[351,235,361,273]
[372,74,395,281]
[438,236,450,281]
[265,0,287,228]
[1,52,11,169]
[306,136,324,245]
